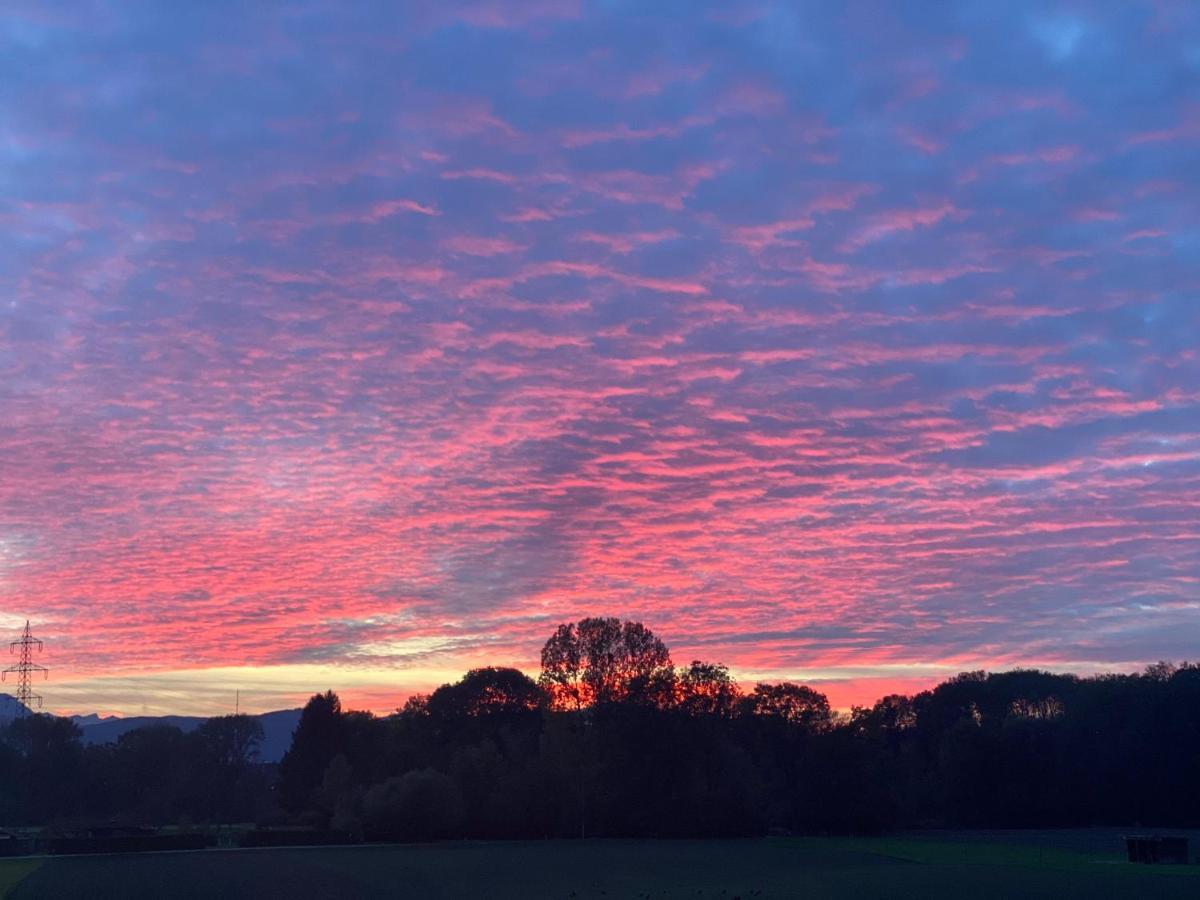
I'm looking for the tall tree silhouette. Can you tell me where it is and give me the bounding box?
[539,617,672,708]
[538,623,587,709]
[279,690,344,811]
[679,661,742,717]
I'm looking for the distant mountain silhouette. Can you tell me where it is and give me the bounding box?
[0,693,32,721]
[69,708,303,762]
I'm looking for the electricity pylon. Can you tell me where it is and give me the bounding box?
[3,620,47,717]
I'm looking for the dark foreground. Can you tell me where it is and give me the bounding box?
[5,835,1200,900]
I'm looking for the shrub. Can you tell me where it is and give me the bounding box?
[362,768,464,840]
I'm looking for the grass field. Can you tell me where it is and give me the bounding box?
[3,834,1198,899]
[0,861,40,900]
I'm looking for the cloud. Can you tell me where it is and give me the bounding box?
[0,0,1197,716]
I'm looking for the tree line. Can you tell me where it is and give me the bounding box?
[2,617,1199,837]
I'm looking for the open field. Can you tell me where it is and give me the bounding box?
[0,861,40,900]
[3,835,1198,899]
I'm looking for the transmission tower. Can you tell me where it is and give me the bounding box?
[3,621,47,717]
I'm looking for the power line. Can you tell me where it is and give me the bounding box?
[3,620,47,717]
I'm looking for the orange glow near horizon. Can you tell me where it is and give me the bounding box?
[28,655,1143,720]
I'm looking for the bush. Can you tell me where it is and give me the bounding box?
[362,769,464,840]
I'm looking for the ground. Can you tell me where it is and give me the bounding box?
[2,833,1198,899]
[0,861,40,900]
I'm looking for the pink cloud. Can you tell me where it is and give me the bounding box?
[443,235,526,256]
[840,202,959,251]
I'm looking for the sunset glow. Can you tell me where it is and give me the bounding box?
[2,2,1198,716]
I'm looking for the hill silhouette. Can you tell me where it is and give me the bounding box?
[0,693,32,722]
[69,708,302,763]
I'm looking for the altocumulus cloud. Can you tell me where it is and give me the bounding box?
[0,0,1198,714]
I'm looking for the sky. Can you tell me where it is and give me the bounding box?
[2,1,1198,717]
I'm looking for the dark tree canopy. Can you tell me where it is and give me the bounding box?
[679,661,742,718]
[851,693,917,734]
[539,617,673,708]
[538,622,586,709]
[742,682,833,732]
[2,623,1199,841]
[427,667,541,719]
[195,714,264,770]
[279,690,345,811]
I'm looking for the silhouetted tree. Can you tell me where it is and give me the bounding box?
[1,714,87,823]
[741,682,832,732]
[107,725,193,822]
[679,661,742,717]
[538,623,588,709]
[362,768,464,839]
[539,617,672,708]
[279,690,345,811]
[196,714,264,770]
[427,667,542,719]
